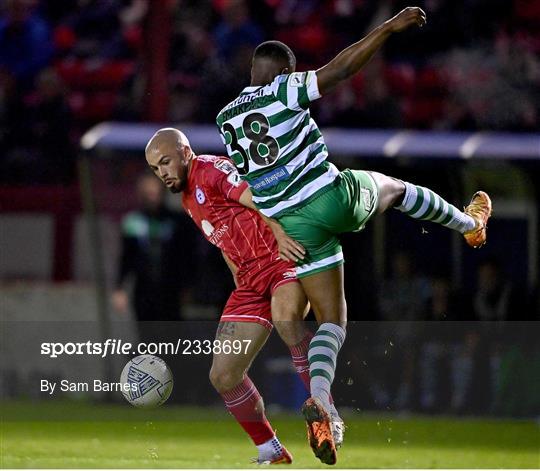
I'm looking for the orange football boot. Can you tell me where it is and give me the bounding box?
[463,191,492,248]
[302,398,337,465]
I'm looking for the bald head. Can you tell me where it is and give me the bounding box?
[145,127,190,155]
[145,127,193,194]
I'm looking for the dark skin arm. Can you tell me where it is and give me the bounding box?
[238,187,305,262]
[316,7,427,95]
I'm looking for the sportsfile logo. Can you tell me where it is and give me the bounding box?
[40,339,178,358]
[40,338,253,358]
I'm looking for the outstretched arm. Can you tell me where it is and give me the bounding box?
[238,187,305,262]
[316,7,426,95]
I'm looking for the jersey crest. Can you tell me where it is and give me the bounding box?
[195,186,206,204]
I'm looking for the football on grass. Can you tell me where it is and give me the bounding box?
[120,355,173,408]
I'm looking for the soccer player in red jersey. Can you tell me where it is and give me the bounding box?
[145,127,341,464]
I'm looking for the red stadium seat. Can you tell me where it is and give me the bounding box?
[384,63,416,97]
[55,60,135,90]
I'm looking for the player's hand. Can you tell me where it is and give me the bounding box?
[262,215,306,262]
[276,231,306,263]
[387,7,427,33]
[270,224,305,262]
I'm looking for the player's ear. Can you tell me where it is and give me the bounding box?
[281,67,289,74]
[180,145,189,162]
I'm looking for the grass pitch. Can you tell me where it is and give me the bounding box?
[1,400,538,468]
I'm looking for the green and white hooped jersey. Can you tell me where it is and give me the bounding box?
[216,71,339,218]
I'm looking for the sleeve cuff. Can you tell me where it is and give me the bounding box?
[227,180,248,201]
[307,70,322,101]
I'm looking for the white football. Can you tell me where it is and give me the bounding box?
[120,355,173,408]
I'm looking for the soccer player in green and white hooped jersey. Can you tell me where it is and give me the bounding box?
[216,6,492,465]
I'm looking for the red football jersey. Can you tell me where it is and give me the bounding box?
[182,155,281,277]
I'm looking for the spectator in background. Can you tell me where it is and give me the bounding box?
[112,172,204,404]
[112,173,196,331]
[471,258,523,413]
[26,68,75,183]
[375,251,431,410]
[0,68,26,183]
[1,67,74,184]
[474,258,515,322]
[197,0,264,121]
[419,276,476,413]
[58,0,132,60]
[434,95,477,131]
[212,0,263,61]
[0,0,53,89]
[333,57,402,128]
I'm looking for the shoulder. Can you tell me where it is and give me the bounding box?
[195,154,226,174]
[273,72,313,88]
[269,73,289,92]
[193,155,236,184]
[196,155,235,172]
[201,156,245,198]
[212,156,238,176]
[194,154,220,165]
[275,71,320,108]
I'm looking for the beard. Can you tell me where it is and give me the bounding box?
[166,163,188,194]
[168,179,185,193]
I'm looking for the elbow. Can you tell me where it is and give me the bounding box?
[334,60,360,83]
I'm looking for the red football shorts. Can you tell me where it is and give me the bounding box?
[221,257,298,330]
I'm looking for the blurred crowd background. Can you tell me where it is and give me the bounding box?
[1,0,539,183]
[1,0,539,416]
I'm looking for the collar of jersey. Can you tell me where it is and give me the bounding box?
[185,155,198,192]
[240,86,262,95]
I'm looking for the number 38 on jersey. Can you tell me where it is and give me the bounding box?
[216,71,327,199]
[221,113,279,175]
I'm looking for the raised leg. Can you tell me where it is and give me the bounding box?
[368,171,491,247]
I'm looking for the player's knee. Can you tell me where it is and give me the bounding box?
[311,298,347,328]
[381,176,405,208]
[209,366,243,393]
[272,285,308,323]
[273,302,303,322]
[388,178,406,206]
[274,320,305,346]
[369,172,405,211]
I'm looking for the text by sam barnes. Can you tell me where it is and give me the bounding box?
[41,379,136,395]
